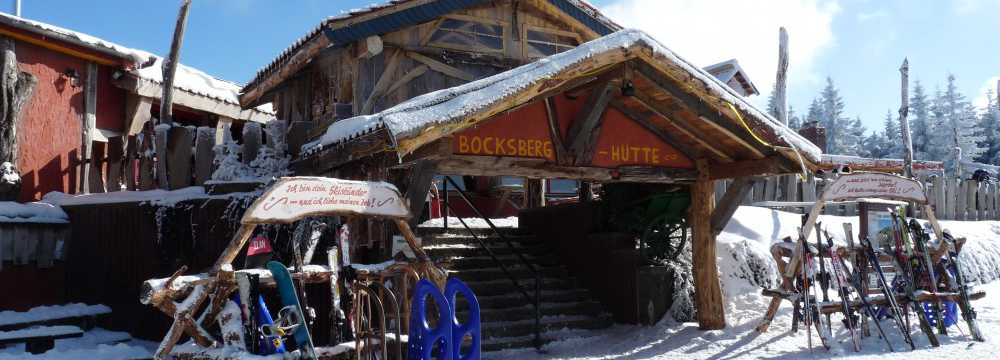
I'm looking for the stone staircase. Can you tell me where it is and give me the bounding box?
[419,226,613,351]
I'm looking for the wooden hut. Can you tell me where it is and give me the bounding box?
[280,27,821,330]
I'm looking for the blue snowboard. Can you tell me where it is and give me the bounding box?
[267,261,316,359]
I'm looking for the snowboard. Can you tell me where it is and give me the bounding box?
[267,261,317,359]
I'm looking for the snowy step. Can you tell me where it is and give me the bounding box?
[480,313,614,339]
[0,303,111,331]
[463,277,576,296]
[479,328,601,352]
[443,255,562,270]
[0,325,84,354]
[425,243,553,259]
[455,289,594,311]
[459,301,604,323]
[447,265,566,282]
[421,233,540,246]
[417,224,522,237]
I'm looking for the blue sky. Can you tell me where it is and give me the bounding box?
[16,0,998,133]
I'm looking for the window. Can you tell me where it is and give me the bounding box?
[426,15,505,53]
[546,179,580,195]
[523,27,579,59]
[435,175,466,191]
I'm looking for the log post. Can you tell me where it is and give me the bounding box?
[774,27,789,126]
[81,62,98,193]
[0,36,36,200]
[525,179,545,208]
[692,159,725,329]
[899,59,913,179]
[159,0,192,126]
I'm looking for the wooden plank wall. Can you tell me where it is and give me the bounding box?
[714,173,1000,221]
[78,124,273,193]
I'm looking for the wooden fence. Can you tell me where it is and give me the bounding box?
[81,121,266,193]
[715,173,1000,221]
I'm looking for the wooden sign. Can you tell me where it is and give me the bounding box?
[821,172,927,203]
[453,101,555,161]
[590,108,693,168]
[242,177,410,224]
[452,94,692,168]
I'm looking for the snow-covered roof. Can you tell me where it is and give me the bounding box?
[704,59,759,96]
[0,12,273,119]
[0,201,68,224]
[821,154,945,174]
[241,0,620,105]
[302,29,822,165]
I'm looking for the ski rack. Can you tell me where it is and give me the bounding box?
[139,177,449,359]
[754,172,984,345]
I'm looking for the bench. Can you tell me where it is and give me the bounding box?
[0,325,84,354]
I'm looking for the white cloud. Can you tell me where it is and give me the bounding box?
[600,0,841,99]
[973,76,999,110]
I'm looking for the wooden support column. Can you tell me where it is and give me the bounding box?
[692,159,726,330]
[525,179,545,208]
[404,160,437,227]
[80,62,98,193]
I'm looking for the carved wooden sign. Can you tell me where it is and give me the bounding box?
[821,172,927,204]
[242,177,410,224]
[452,94,692,168]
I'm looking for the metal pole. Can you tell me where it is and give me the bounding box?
[443,177,448,230]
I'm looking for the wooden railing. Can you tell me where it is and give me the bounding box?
[715,173,1000,221]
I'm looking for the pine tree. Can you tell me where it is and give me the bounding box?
[788,106,802,130]
[766,84,780,120]
[818,78,861,154]
[842,116,867,156]
[882,110,901,158]
[909,81,932,160]
[979,89,1000,164]
[928,75,985,172]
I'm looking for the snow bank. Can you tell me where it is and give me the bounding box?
[0,202,68,224]
[41,187,208,207]
[0,304,110,327]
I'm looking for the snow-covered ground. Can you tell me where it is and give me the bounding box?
[487,206,1000,359]
[0,327,156,360]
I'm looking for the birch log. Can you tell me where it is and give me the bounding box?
[159,0,192,126]
[899,59,913,178]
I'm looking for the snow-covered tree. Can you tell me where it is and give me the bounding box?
[928,75,985,171]
[882,110,902,158]
[788,106,802,130]
[978,89,1000,164]
[818,78,861,154]
[909,81,933,160]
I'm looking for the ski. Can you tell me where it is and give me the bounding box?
[827,235,861,352]
[863,235,916,350]
[942,232,985,341]
[892,211,939,347]
[815,223,832,336]
[908,219,947,335]
[327,246,346,345]
[838,243,894,351]
[267,261,317,359]
[800,234,813,350]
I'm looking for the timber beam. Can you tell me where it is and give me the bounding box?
[711,176,756,236]
[630,91,733,162]
[609,100,698,162]
[708,156,791,180]
[692,158,726,329]
[566,81,615,165]
[290,129,391,175]
[632,61,772,160]
[436,155,695,183]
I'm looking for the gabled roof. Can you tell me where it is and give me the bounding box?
[0,12,273,121]
[704,59,759,96]
[240,0,621,106]
[300,29,820,173]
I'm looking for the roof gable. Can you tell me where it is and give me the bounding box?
[240,0,620,105]
[300,29,820,171]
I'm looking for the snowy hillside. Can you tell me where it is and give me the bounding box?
[488,206,1000,359]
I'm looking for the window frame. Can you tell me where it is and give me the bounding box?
[520,25,581,60]
[423,14,508,54]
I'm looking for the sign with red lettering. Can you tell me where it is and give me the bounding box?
[821,172,927,203]
[242,177,411,224]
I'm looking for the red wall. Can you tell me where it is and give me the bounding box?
[14,41,126,201]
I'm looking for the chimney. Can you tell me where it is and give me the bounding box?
[798,121,827,153]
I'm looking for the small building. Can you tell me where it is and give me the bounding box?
[0,13,272,202]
